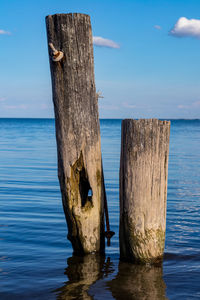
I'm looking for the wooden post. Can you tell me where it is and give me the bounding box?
[120,119,170,263]
[46,13,105,254]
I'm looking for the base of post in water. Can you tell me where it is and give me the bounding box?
[120,221,165,265]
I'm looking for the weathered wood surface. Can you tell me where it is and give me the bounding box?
[46,13,105,254]
[120,119,170,263]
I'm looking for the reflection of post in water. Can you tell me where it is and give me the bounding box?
[55,254,113,300]
[107,261,168,300]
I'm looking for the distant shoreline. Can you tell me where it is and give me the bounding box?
[0,117,199,121]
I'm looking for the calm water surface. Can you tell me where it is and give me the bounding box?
[0,119,200,299]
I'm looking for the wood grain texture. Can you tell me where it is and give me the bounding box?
[120,119,170,263]
[46,13,105,254]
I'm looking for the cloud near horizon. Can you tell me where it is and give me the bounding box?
[178,100,200,109]
[0,29,11,35]
[122,102,136,109]
[1,103,49,110]
[93,36,120,48]
[3,104,28,110]
[170,17,200,38]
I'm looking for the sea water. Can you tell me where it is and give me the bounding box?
[0,118,200,299]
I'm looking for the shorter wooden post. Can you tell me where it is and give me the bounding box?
[120,119,170,263]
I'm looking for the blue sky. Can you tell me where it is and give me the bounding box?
[0,0,200,119]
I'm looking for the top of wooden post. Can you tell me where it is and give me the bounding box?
[45,13,91,29]
[122,118,170,125]
[46,13,90,19]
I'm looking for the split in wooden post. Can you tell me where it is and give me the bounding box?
[119,119,170,264]
[46,13,105,255]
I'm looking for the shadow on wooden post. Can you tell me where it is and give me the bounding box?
[46,13,105,255]
[120,119,170,264]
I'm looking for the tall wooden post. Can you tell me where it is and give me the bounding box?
[46,13,105,254]
[120,119,170,263]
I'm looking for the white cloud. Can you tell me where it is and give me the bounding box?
[122,102,136,109]
[170,17,200,38]
[99,104,120,110]
[177,104,188,109]
[3,104,28,110]
[178,101,200,109]
[154,25,161,30]
[0,97,6,102]
[193,100,200,107]
[93,36,120,49]
[0,29,11,35]
[40,104,48,110]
